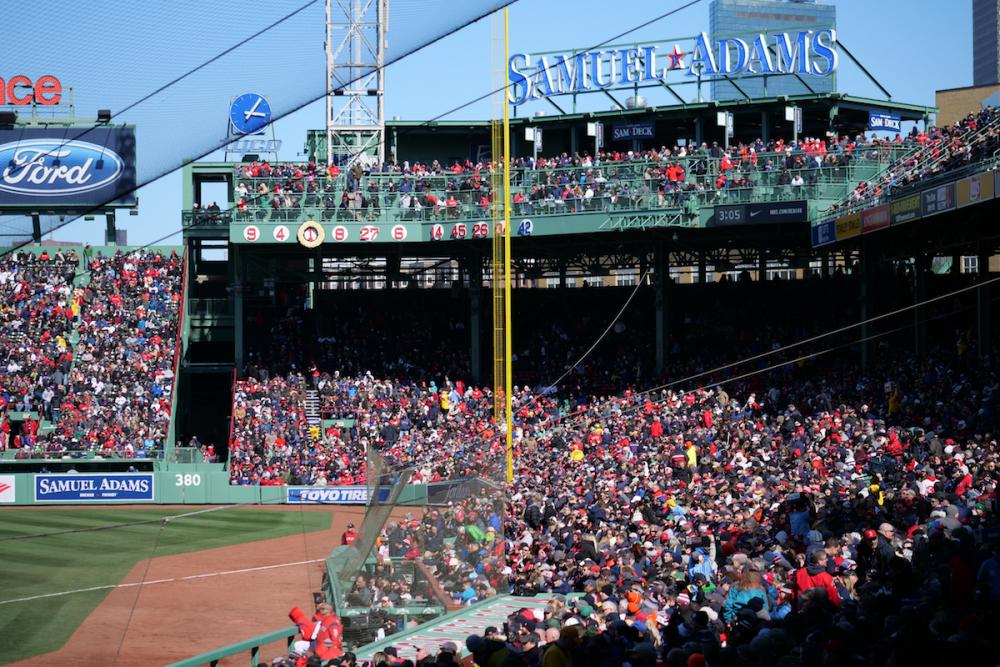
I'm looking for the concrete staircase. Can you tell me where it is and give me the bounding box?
[304,389,321,422]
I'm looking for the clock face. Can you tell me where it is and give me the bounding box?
[229,93,272,134]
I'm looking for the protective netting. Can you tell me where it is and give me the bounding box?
[334,448,412,588]
[328,445,508,645]
[0,0,513,242]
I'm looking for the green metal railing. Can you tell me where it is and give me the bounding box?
[183,146,909,229]
[166,626,298,667]
[820,154,1000,222]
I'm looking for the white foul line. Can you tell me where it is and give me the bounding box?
[0,557,326,605]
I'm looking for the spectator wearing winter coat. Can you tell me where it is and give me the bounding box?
[722,568,771,622]
[793,549,841,608]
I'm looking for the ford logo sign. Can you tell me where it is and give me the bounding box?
[0,139,124,196]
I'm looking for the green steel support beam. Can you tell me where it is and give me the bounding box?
[545,96,568,115]
[469,255,483,384]
[837,40,892,100]
[860,239,874,370]
[602,89,625,110]
[914,254,929,358]
[655,242,669,374]
[719,74,752,101]
[233,245,244,377]
[658,80,687,105]
[763,43,817,96]
[978,237,992,360]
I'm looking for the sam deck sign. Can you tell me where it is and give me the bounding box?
[868,112,901,133]
[34,473,154,502]
[612,121,655,142]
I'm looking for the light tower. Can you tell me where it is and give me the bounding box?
[325,0,388,167]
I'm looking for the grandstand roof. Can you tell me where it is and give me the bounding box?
[385,92,937,128]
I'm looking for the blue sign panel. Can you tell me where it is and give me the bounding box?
[868,112,901,133]
[812,219,836,247]
[287,486,392,504]
[0,127,136,210]
[611,121,655,142]
[34,473,154,502]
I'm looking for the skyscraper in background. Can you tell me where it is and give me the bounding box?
[973,0,1000,86]
[709,0,837,101]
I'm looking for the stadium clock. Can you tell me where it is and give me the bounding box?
[229,93,272,134]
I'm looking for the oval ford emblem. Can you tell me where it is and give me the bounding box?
[0,139,124,196]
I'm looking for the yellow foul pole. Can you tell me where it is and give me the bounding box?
[503,7,513,484]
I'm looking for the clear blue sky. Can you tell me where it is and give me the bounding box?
[45,0,974,246]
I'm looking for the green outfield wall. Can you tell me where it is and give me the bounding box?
[0,466,429,506]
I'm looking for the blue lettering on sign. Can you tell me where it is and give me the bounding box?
[0,139,123,196]
[718,37,749,75]
[34,473,154,502]
[811,29,838,75]
[747,34,775,74]
[868,112,902,133]
[508,29,837,105]
[508,53,531,105]
[551,53,588,94]
[286,486,393,504]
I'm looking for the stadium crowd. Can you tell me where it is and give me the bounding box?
[270,341,1000,666]
[228,372,365,486]
[229,134,906,222]
[0,249,78,450]
[225,110,1000,231]
[830,106,1000,215]
[1,249,184,457]
[248,282,1000,666]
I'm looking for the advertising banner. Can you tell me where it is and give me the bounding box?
[811,219,836,247]
[890,193,922,226]
[861,204,890,233]
[922,183,955,217]
[835,212,862,240]
[867,111,901,132]
[611,121,655,142]
[34,473,154,502]
[507,29,838,106]
[287,485,392,504]
[746,201,808,223]
[956,171,996,208]
[0,127,137,210]
[711,204,747,226]
[0,475,14,503]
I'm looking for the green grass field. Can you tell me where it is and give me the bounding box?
[0,507,331,664]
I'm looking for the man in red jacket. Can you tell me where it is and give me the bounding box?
[289,602,343,663]
[794,549,841,608]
